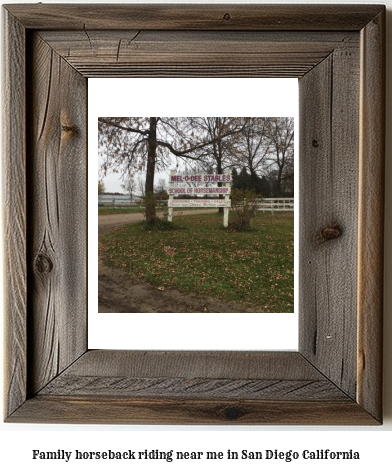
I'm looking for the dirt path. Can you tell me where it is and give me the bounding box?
[98,210,264,313]
[98,209,217,236]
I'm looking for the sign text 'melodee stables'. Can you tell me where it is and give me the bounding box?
[170,174,232,183]
[169,174,232,196]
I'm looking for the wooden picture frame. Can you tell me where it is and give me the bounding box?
[3,4,385,424]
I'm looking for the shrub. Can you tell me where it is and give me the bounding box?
[229,189,261,231]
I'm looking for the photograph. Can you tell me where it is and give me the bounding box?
[98,117,295,314]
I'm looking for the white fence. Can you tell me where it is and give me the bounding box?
[99,196,139,208]
[98,196,167,210]
[98,196,294,213]
[256,198,294,213]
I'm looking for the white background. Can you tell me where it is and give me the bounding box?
[1,0,391,473]
[89,78,299,351]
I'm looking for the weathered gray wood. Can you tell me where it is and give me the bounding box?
[38,351,346,400]
[40,30,358,48]
[357,9,385,422]
[2,9,27,419]
[4,4,384,31]
[9,396,379,425]
[55,66,302,79]
[39,30,358,78]
[60,350,322,379]
[299,39,360,399]
[40,377,347,400]
[28,33,87,395]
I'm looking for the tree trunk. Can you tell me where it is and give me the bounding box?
[275,161,284,197]
[145,117,157,222]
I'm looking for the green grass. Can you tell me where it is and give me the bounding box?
[100,212,294,312]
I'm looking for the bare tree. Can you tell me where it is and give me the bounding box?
[137,175,145,199]
[121,176,136,201]
[234,117,271,192]
[182,118,248,211]
[99,117,160,221]
[266,117,294,196]
[98,117,228,223]
[187,117,247,174]
[155,178,166,194]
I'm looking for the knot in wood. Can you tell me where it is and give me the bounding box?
[34,252,53,274]
[223,405,244,420]
[61,124,77,133]
[223,13,231,21]
[312,139,319,148]
[315,225,342,244]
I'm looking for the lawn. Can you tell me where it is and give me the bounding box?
[99,212,294,312]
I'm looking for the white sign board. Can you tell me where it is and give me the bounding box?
[168,172,232,226]
[171,199,230,208]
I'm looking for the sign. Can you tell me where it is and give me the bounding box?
[168,187,230,195]
[170,173,232,184]
[169,173,232,196]
[168,172,232,227]
[170,199,230,208]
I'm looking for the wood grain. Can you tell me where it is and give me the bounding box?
[39,377,346,400]
[357,9,385,422]
[2,9,27,419]
[59,350,323,379]
[38,351,346,400]
[4,4,383,31]
[28,33,87,395]
[299,39,360,399]
[39,30,358,78]
[9,396,379,425]
[21,351,372,423]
